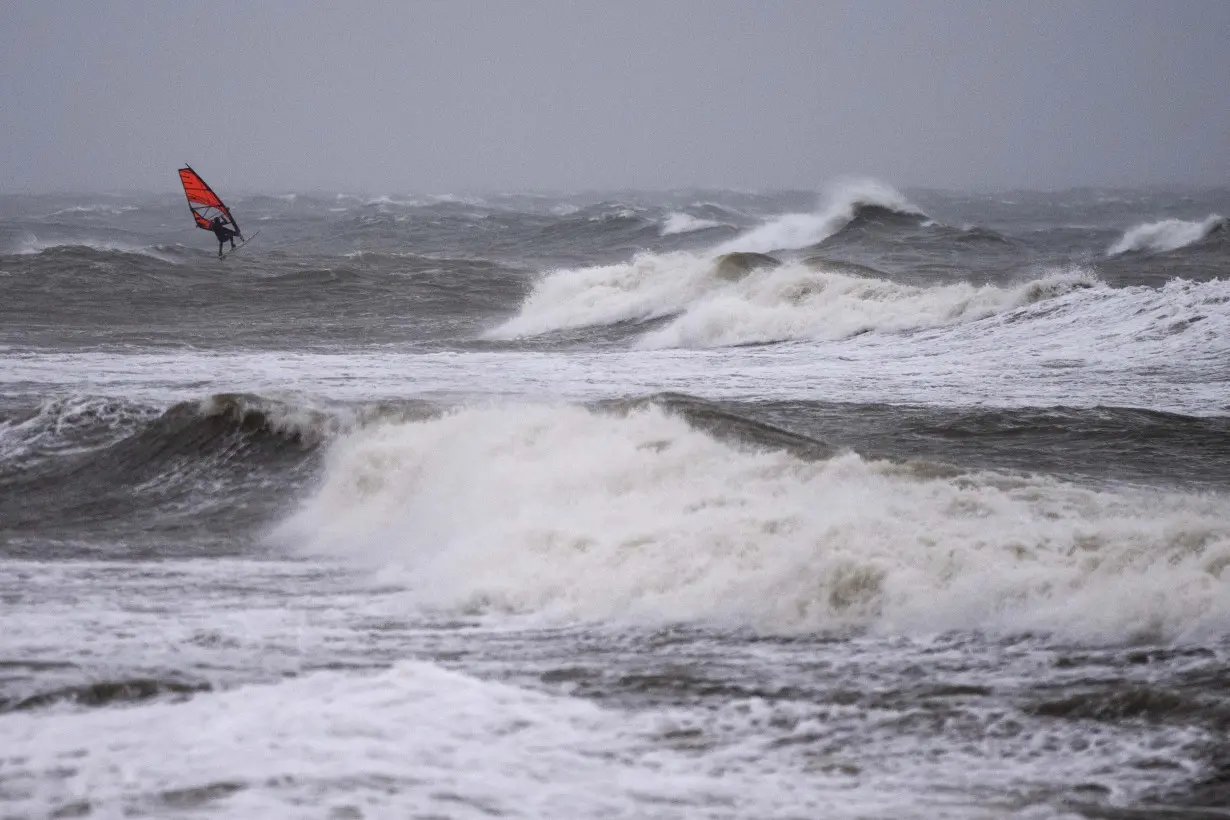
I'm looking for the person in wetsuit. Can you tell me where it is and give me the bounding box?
[210,216,241,257]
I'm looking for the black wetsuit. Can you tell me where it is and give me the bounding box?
[210,218,238,255]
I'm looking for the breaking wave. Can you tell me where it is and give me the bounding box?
[713,179,924,255]
[487,251,1096,346]
[0,394,347,547]
[486,252,716,338]
[275,402,1230,642]
[1107,214,1226,255]
[639,266,1095,348]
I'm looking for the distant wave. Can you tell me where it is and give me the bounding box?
[713,179,924,255]
[44,204,138,217]
[7,235,181,262]
[639,266,1096,348]
[362,194,489,209]
[1107,214,1226,255]
[486,251,1094,345]
[364,195,429,208]
[660,212,723,236]
[276,400,1230,640]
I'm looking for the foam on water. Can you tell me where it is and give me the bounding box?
[1107,214,1226,255]
[5,544,1215,820]
[1,557,1218,819]
[488,255,1094,345]
[1,653,1147,820]
[638,264,1096,348]
[6,272,1230,414]
[362,195,426,208]
[44,204,138,217]
[0,661,745,819]
[276,403,1230,642]
[486,251,718,338]
[660,212,723,235]
[0,395,161,470]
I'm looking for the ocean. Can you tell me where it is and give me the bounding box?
[1,180,1228,819]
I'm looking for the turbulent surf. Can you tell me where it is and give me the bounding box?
[2,180,1229,819]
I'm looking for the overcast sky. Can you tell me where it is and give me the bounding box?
[2,1,1228,194]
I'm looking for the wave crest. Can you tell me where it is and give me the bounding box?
[713,179,924,255]
[1107,214,1226,255]
[486,252,718,338]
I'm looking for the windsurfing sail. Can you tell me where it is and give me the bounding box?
[177,165,241,235]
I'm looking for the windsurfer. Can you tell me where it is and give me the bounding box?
[210,216,240,257]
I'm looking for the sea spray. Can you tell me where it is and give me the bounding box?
[713,178,923,255]
[1108,214,1225,255]
[275,403,1230,641]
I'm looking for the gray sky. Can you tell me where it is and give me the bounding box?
[2,1,1228,194]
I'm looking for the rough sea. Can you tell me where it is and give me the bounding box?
[1,180,1228,819]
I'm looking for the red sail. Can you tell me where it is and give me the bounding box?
[177,165,239,233]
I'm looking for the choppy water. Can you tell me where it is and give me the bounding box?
[1,181,1229,818]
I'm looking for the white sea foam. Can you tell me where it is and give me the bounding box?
[5,652,1103,819]
[10,234,178,262]
[0,395,160,467]
[661,212,722,235]
[638,265,1096,348]
[485,251,719,338]
[713,178,922,255]
[427,193,488,207]
[1,557,1208,818]
[362,193,487,209]
[363,195,426,208]
[276,403,1230,642]
[45,204,138,217]
[1107,214,1225,255]
[7,274,1230,414]
[6,275,1229,415]
[0,661,766,819]
[489,249,1095,346]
